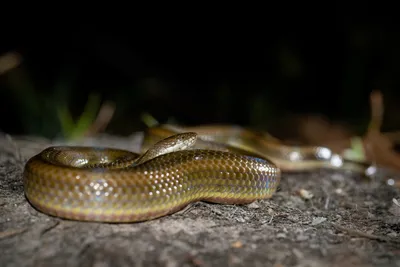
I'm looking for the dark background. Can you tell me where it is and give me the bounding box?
[1,7,399,140]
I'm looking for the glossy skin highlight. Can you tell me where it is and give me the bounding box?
[144,125,367,172]
[24,125,367,223]
[23,131,280,222]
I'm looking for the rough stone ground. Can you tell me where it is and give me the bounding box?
[1,132,400,267]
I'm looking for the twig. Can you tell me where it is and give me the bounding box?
[324,196,330,210]
[268,215,274,224]
[367,90,384,132]
[331,223,399,243]
[173,204,196,216]
[84,101,116,137]
[0,228,27,239]
[40,221,61,236]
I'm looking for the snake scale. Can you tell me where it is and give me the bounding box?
[23,124,367,222]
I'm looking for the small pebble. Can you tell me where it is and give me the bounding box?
[311,217,327,226]
[276,233,286,238]
[236,217,246,223]
[335,188,344,195]
[299,189,314,200]
[231,241,243,248]
[388,232,398,238]
[247,202,260,209]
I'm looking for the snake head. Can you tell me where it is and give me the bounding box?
[135,132,198,164]
[160,132,198,152]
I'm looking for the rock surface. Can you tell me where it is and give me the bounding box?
[1,132,400,267]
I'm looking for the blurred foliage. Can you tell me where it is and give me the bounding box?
[1,18,400,140]
[1,63,102,140]
[57,93,101,140]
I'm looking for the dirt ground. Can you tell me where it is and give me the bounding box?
[1,132,400,267]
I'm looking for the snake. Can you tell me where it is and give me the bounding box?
[23,124,368,223]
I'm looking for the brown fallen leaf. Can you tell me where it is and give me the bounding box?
[84,101,116,137]
[285,90,400,175]
[362,90,400,171]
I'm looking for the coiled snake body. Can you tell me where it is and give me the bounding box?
[23,124,366,222]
